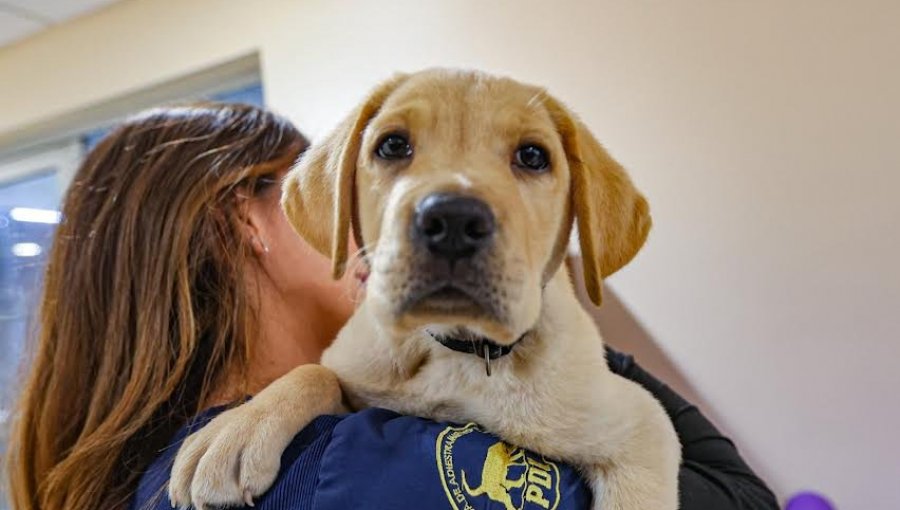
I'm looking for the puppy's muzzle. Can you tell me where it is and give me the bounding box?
[400,192,502,319]
[413,193,495,260]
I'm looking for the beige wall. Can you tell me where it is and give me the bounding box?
[3,0,898,508]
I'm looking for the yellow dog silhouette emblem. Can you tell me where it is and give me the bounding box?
[462,442,527,509]
[437,424,561,510]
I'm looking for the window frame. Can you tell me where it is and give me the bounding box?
[0,141,83,199]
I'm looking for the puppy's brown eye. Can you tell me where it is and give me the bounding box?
[376,134,413,160]
[514,144,550,172]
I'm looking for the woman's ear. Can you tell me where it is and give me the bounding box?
[543,96,652,306]
[281,73,409,279]
[233,191,270,257]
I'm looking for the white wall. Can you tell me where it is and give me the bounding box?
[2,1,898,508]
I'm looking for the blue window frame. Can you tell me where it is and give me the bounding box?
[82,82,264,150]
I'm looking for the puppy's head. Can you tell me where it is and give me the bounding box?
[283,69,650,344]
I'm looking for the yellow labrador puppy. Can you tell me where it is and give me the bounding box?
[169,69,680,510]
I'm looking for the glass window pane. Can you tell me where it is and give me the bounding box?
[210,82,264,105]
[0,172,61,484]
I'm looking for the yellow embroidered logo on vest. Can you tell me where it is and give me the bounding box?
[436,423,561,510]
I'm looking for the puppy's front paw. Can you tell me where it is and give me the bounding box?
[167,364,343,509]
[167,402,293,509]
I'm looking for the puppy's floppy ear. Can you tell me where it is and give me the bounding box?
[544,97,652,306]
[281,74,408,279]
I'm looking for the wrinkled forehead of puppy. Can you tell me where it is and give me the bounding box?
[370,69,556,138]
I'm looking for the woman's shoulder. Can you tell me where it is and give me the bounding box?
[132,408,591,510]
[131,406,338,510]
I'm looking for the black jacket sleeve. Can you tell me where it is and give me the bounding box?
[606,347,779,510]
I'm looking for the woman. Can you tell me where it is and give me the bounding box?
[6,103,777,510]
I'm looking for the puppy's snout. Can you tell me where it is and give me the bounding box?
[413,193,495,260]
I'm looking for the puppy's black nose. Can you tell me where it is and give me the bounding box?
[414,193,495,260]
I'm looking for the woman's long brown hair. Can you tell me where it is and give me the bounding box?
[5,103,307,510]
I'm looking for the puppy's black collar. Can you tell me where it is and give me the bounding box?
[427,330,528,376]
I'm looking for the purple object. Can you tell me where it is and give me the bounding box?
[785,492,836,510]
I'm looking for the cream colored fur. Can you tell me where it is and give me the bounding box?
[168,69,680,510]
